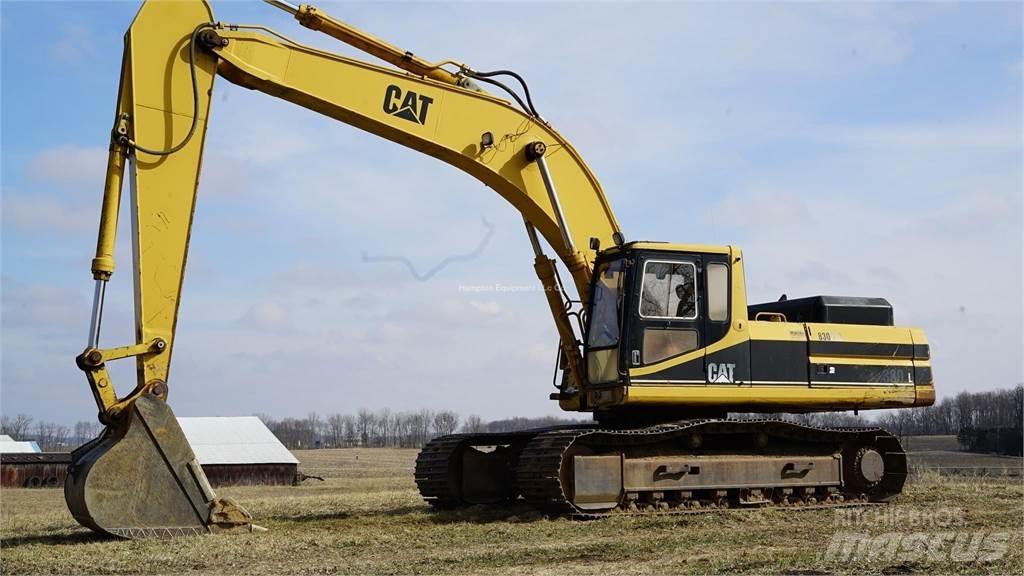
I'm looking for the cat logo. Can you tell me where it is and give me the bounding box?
[383,84,433,125]
[707,362,736,384]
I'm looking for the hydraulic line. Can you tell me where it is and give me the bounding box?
[119,23,214,156]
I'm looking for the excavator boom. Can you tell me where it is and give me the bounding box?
[70,0,620,537]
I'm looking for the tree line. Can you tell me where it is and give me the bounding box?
[2,385,1019,452]
[736,385,1023,452]
[872,385,1023,441]
[0,410,582,452]
[0,415,102,452]
[256,410,583,449]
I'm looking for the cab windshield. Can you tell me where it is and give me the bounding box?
[587,258,624,348]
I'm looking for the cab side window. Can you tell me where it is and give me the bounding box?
[707,263,729,322]
[639,261,697,320]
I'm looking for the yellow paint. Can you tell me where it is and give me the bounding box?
[606,242,733,255]
[624,384,918,409]
[749,321,808,341]
[809,356,915,367]
[805,323,915,346]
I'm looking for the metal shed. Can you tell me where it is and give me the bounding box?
[0,434,42,454]
[178,416,299,487]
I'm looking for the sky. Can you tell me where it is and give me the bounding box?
[1,1,1021,425]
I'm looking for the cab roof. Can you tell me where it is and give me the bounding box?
[600,241,734,257]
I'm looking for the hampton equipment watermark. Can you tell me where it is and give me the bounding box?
[457,283,553,294]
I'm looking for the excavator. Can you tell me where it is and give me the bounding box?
[66,0,936,538]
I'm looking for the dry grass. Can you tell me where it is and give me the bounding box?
[902,435,961,452]
[903,435,1023,478]
[1,448,1022,575]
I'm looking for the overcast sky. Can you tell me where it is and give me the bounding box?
[2,1,1021,425]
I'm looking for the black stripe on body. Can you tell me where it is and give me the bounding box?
[750,340,808,384]
[812,363,914,385]
[914,366,933,385]
[809,341,923,359]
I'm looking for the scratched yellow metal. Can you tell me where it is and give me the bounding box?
[121,0,217,390]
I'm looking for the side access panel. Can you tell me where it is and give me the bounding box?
[804,323,916,407]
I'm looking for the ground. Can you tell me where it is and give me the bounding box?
[1,444,1022,575]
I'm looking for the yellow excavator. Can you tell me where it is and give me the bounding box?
[67,0,935,537]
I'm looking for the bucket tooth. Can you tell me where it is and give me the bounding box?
[64,394,255,538]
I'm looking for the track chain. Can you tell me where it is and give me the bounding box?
[416,419,907,517]
[414,434,473,508]
[514,419,906,516]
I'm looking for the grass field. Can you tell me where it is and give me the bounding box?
[903,435,1023,476]
[2,447,1022,575]
[902,435,961,452]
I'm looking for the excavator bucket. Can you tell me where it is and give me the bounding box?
[65,395,255,538]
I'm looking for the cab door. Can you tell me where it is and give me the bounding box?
[701,255,750,385]
[626,255,705,383]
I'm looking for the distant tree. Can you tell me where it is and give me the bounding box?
[356,409,374,447]
[461,415,485,434]
[73,421,102,445]
[326,414,345,448]
[408,410,433,447]
[342,414,357,447]
[307,412,322,448]
[374,409,394,447]
[432,411,459,438]
[0,414,33,440]
[484,415,583,433]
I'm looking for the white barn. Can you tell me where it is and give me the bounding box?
[177,417,299,486]
[0,434,41,454]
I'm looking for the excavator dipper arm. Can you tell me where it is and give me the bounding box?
[70,0,620,538]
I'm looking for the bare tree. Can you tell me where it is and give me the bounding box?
[342,414,356,447]
[0,414,33,440]
[328,413,348,448]
[461,415,485,434]
[432,411,459,438]
[408,410,433,447]
[356,409,375,447]
[73,421,102,445]
[307,412,321,447]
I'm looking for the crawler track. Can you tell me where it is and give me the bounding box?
[416,419,906,516]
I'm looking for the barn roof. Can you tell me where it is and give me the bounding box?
[0,435,42,454]
[177,417,298,465]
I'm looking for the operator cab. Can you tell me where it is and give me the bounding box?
[584,242,737,396]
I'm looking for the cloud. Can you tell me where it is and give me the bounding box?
[238,302,290,331]
[1,277,86,335]
[816,121,1021,152]
[1,193,95,235]
[48,23,99,66]
[25,145,106,188]
[468,300,501,317]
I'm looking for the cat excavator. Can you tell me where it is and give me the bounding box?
[67,0,935,538]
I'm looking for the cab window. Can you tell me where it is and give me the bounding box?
[639,260,697,320]
[587,259,624,348]
[707,263,729,322]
